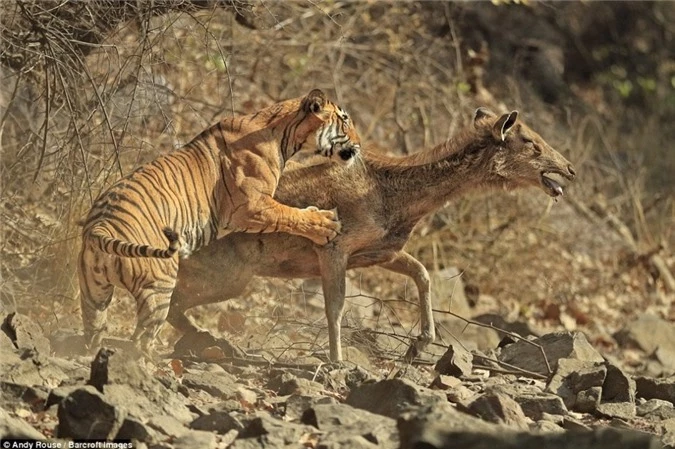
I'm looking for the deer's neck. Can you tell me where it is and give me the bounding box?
[372,133,498,223]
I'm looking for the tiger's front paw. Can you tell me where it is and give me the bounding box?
[302,206,342,245]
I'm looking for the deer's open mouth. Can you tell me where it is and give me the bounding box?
[541,172,568,197]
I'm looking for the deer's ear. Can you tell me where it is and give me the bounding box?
[492,110,518,141]
[304,89,327,114]
[473,107,495,129]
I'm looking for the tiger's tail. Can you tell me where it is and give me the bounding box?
[89,226,180,259]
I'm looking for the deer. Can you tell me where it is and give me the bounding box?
[168,107,576,361]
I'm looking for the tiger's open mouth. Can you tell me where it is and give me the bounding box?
[541,171,571,197]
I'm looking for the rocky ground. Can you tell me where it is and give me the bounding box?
[1,307,674,448]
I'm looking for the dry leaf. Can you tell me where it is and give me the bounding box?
[170,359,184,377]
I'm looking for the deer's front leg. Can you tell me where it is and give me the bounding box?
[379,250,435,358]
[315,243,348,362]
[229,196,341,245]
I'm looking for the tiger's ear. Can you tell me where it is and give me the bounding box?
[304,89,327,114]
[492,110,518,141]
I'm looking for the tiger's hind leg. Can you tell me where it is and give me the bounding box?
[130,278,177,357]
[80,286,114,352]
[79,249,115,353]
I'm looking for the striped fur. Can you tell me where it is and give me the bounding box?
[78,89,361,354]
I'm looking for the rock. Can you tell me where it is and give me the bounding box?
[190,410,245,433]
[347,365,378,387]
[44,356,90,386]
[546,358,607,410]
[342,346,374,370]
[431,374,462,390]
[98,355,195,426]
[0,351,70,389]
[237,386,258,406]
[435,344,473,377]
[301,403,398,448]
[2,313,50,355]
[209,399,245,414]
[602,362,636,403]
[661,418,675,447]
[473,314,539,339]
[499,332,604,376]
[539,412,564,424]
[45,385,82,409]
[147,414,188,438]
[346,379,445,419]
[173,429,218,449]
[228,439,264,449]
[510,392,567,421]
[637,399,674,417]
[266,371,324,396]
[220,429,239,447]
[173,330,245,359]
[49,330,87,357]
[182,370,239,398]
[596,402,636,420]
[0,381,49,412]
[398,426,662,449]
[279,377,324,396]
[392,364,435,386]
[562,416,592,431]
[437,318,501,351]
[655,346,675,371]
[0,321,14,351]
[0,406,47,439]
[575,386,602,413]
[614,314,675,355]
[430,270,502,351]
[636,376,675,403]
[644,405,675,421]
[533,419,565,433]
[467,391,530,430]
[284,394,338,421]
[238,412,318,446]
[317,435,382,448]
[398,401,503,437]
[116,416,157,442]
[486,383,567,420]
[446,384,478,405]
[324,365,375,392]
[106,380,194,424]
[57,386,125,439]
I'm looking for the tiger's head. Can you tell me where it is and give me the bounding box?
[291,89,361,166]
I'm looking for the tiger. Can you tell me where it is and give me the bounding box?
[78,89,361,355]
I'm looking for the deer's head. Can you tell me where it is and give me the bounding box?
[474,108,576,197]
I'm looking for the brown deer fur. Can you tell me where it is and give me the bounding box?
[169,108,576,361]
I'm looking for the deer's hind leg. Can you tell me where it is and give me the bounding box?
[379,250,435,359]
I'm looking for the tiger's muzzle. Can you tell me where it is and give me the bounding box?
[335,143,360,164]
